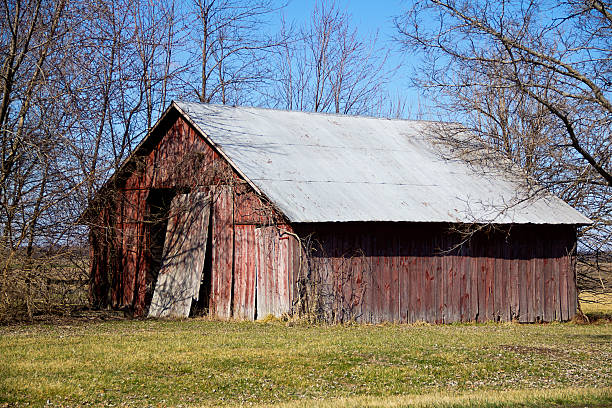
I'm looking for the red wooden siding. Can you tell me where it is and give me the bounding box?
[233,224,257,320]
[296,223,577,323]
[89,114,295,319]
[210,185,234,319]
[254,226,297,318]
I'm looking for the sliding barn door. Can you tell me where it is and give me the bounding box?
[148,193,210,317]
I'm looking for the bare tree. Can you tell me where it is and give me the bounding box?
[271,0,395,116]
[396,0,611,296]
[0,0,90,320]
[0,0,186,321]
[186,0,285,105]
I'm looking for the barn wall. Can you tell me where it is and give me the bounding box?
[89,115,290,317]
[294,223,577,323]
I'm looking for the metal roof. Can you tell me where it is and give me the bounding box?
[174,101,591,225]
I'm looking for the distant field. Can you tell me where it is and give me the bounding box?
[580,292,612,319]
[1,319,611,407]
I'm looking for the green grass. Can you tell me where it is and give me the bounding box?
[0,319,611,407]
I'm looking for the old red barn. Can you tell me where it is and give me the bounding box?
[88,102,591,323]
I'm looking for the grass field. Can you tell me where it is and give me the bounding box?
[1,315,611,408]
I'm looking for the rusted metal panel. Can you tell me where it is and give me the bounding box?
[148,193,210,317]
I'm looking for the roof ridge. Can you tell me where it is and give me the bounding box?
[174,100,464,126]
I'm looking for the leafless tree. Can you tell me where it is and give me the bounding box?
[0,0,186,321]
[396,0,611,296]
[271,0,396,116]
[186,0,285,105]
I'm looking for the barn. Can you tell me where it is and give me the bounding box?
[87,101,591,323]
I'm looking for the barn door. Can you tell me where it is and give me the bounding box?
[255,226,293,319]
[148,193,211,318]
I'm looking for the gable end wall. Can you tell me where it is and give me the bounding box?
[88,115,291,316]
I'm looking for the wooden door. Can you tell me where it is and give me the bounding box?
[148,193,211,317]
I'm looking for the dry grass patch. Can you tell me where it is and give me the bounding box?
[580,292,612,323]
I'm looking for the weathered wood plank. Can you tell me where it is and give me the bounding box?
[211,186,233,319]
[568,249,577,320]
[277,233,290,316]
[148,193,210,318]
[459,245,468,322]
[535,240,544,321]
[383,234,395,322]
[526,250,535,322]
[414,241,422,323]
[494,240,503,321]
[510,239,520,320]
[255,227,269,319]
[469,249,479,322]
[233,225,256,320]
[254,226,294,319]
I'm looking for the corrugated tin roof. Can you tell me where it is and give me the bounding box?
[174,101,591,225]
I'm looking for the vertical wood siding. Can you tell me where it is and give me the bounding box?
[233,224,257,320]
[210,185,233,319]
[254,226,299,319]
[296,223,577,323]
[89,114,291,318]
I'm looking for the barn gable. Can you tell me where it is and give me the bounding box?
[88,112,290,316]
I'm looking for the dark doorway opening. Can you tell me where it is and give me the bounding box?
[190,208,214,317]
[144,188,177,312]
